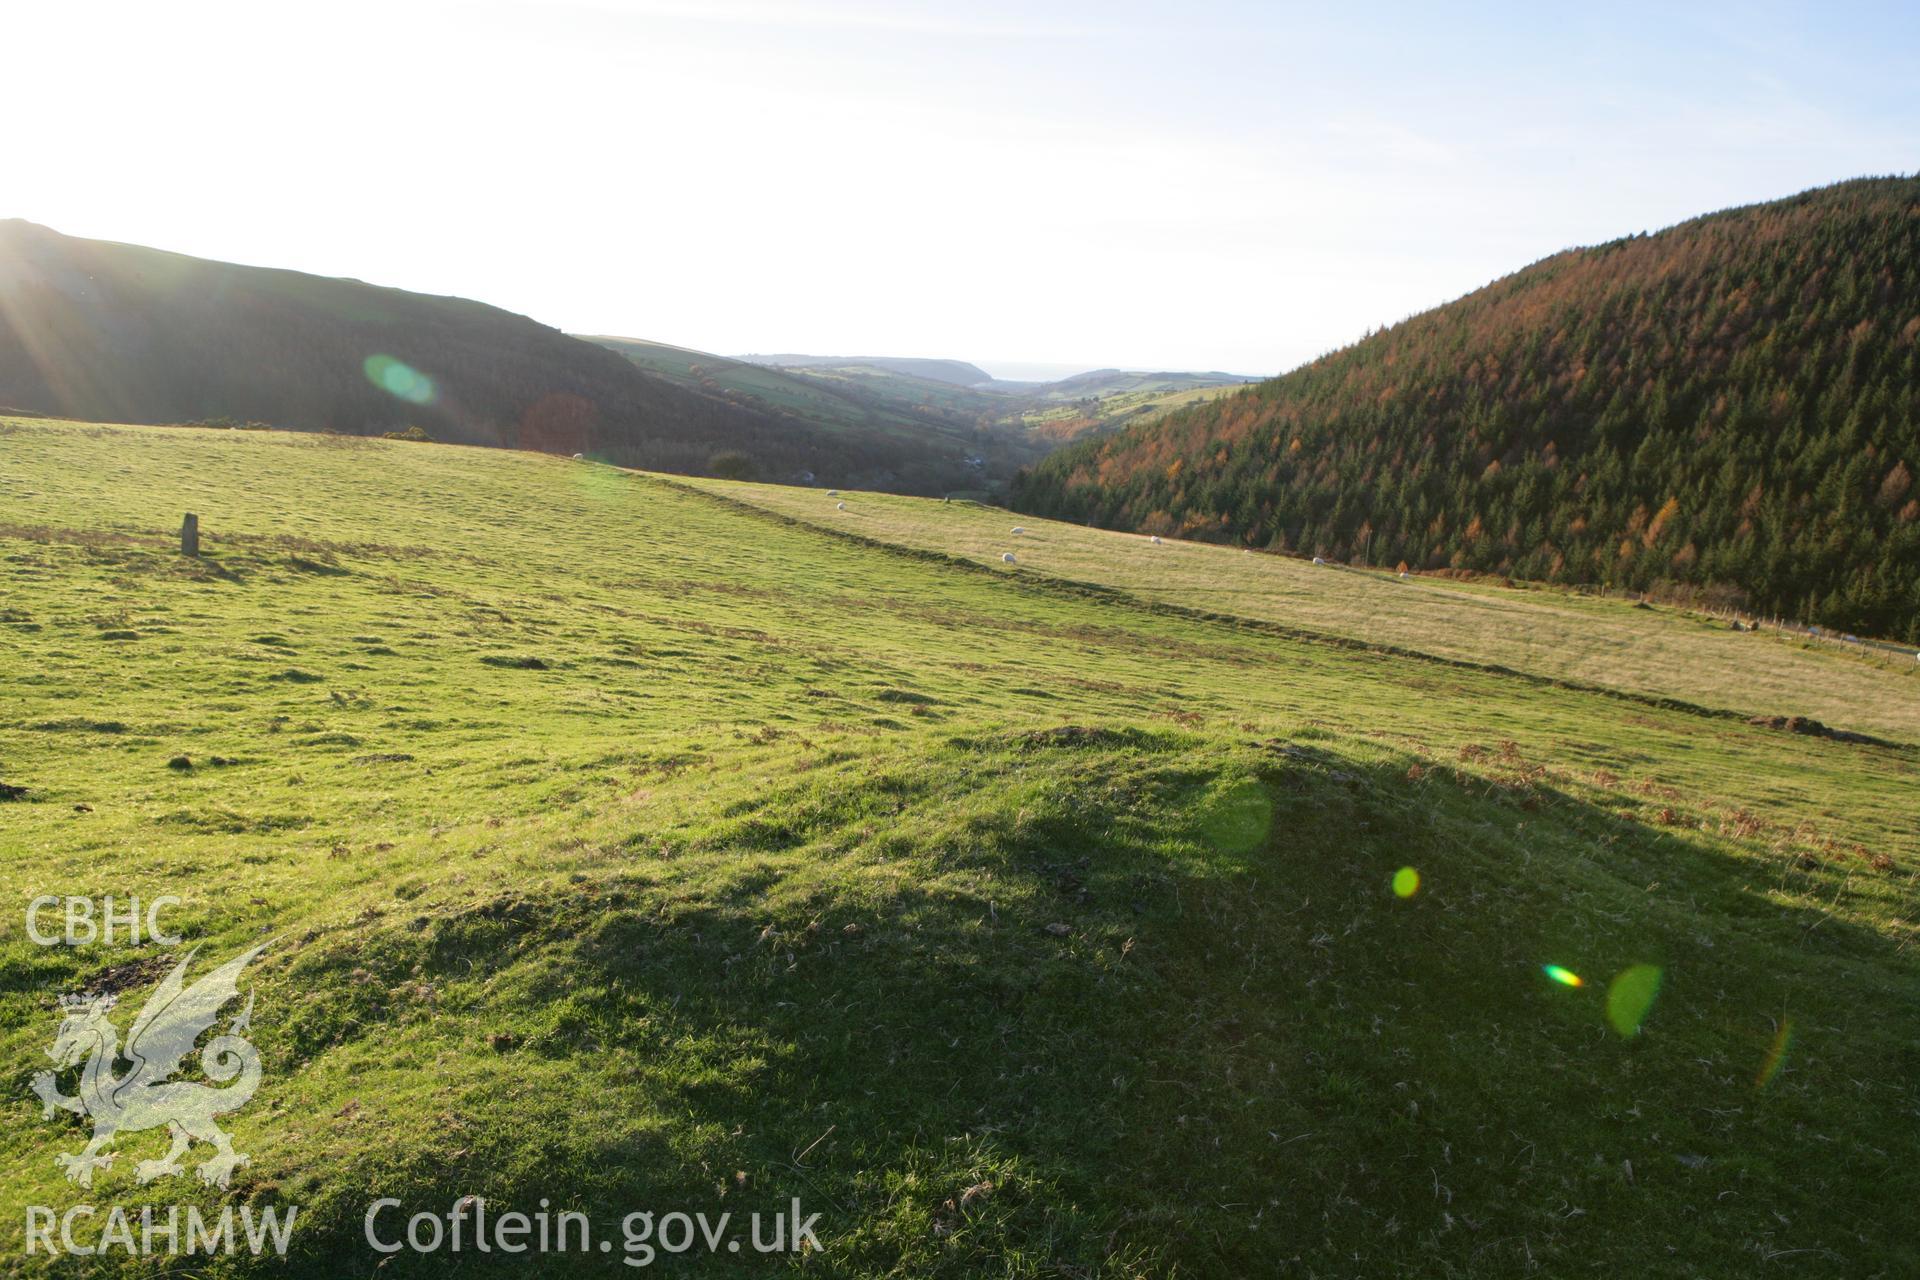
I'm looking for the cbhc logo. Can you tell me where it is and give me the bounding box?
[25,896,183,946]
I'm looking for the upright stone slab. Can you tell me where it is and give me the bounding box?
[181,512,200,557]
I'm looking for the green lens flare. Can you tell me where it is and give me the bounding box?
[1392,867,1420,898]
[363,354,436,405]
[1605,964,1664,1036]
[1197,779,1272,856]
[1542,964,1583,988]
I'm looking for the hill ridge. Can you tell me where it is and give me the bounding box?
[1013,176,1920,641]
[0,222,993,491]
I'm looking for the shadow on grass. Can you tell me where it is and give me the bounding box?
[41,731,1909,1278]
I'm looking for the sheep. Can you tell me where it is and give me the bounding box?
[1397,571,1408,579]
[1011,526,1025,535]
[826,489,839,497]
[571,452,584,460]
[1149,535,1163,545]
[1312,556,1326,566]
[836,501,847,511]
[1002,552,1017,564]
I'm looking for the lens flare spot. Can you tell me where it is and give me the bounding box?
[1605,964,1663,1036]
[1542,964,1583,988]
[1755,1018,1793,1089]
[1196,779,1272,856]
[1392,866,1420,898]
[363,354,436,405]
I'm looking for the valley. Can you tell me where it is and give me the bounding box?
[2,45,1916,1271]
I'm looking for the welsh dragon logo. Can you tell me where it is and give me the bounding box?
[31,944,268,1190]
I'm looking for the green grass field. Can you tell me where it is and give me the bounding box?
[1,419,1916,1276]
[693,479,1920,744]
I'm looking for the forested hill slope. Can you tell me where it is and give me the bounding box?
[0,220,966,488]
[1012,177,1920,641]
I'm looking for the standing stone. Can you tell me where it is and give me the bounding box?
[181,513,199,557]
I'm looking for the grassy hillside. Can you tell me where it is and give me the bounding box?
[1015,177,1920,641]
[0,222,994,492]
[588,337,921,433]
[684,479,1920,744]
[1020,380,1251,441]
[737,355,994,388]
[2,419,1916,1277]
[769,361,1011,422]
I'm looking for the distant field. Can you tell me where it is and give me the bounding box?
[2,419,1915,1277]
[1020,383,1245,437]
[689,479,1920,743]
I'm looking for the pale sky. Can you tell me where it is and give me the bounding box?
[8,0,1917,377]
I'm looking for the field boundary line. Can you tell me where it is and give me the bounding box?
[653,475,1915,754]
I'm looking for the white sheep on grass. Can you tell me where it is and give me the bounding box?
[1002,552,1017,564]
[1011,526,1025,535]
[836,501,847,511]
[1149,535,1163,545]
[1312,556,1326,565]
[827,489,839,497]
